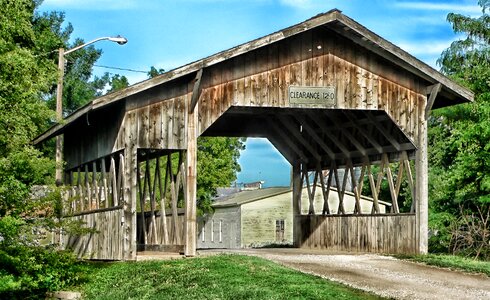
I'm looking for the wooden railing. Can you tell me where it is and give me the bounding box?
[62,151,125,215]
[300,151,415,215]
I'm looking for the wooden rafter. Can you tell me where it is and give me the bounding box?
[324,112,368,157]
[267,119,309,162]
[308,111,351,158]
[189,68,204,113]
[342,111,383,153]
[277,115,321,161]
[366,113,401,151]
[295,114,335,160]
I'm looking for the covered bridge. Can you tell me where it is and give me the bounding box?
[34,9,473,260]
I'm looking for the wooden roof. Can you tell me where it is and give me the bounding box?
[34,9,473,145]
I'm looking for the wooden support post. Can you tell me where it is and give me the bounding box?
[292,159,302,247]
[185,98,198,257]
[416,94,430,254]
[124,112,138,260]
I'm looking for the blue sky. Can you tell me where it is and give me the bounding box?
[40,0,482,187]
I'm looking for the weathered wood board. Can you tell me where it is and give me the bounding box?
[63,208,124,260]
[297,214,417,254]
[198,27,425,146]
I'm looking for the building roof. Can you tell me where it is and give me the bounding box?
[213,187,291,208]
[212,186,391,208]
[34,8,473,145]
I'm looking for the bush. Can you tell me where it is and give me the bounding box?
[0,216,88,299]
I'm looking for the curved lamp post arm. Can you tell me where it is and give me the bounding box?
[64,36,128,55]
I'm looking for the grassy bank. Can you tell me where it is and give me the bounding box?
[398,254,490,276]
[74,254,383,300]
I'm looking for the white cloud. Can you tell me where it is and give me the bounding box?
[42,0,137,10]
[397,39,455,56]
[395,1,482,14]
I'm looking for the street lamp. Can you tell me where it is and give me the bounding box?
[55,36,128,185]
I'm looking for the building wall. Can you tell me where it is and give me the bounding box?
[197,206,240,249]
[239,187,387,247]
[197,187,387,249]
[240,193,294,247]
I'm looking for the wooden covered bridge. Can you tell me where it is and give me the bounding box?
[34,9,473,260]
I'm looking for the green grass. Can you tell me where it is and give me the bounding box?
[397,254,490,277]
[74,254,384,300]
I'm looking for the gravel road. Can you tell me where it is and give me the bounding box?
[199,248,490,300]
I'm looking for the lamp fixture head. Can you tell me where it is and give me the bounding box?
[109,35,128,45]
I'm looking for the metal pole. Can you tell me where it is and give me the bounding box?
[55,48,65,186]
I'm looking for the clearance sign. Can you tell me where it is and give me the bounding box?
[288,86,336,107]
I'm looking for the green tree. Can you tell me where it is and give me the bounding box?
[429,0,490,258]
[0,1,88,297]
[107,73,130,92]
[0,0,56,217]
[197,137,245,213]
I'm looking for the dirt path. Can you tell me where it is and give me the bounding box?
[200,249,490,300]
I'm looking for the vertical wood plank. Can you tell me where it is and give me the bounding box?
[185,96,198,256]
[292,160,301,247]
[416,94,429,254]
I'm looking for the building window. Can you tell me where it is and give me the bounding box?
[201,221,205,242]
[219,220,222,243]
[275,219,285,242]
[211,220,214,242]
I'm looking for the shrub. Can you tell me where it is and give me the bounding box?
[0,216,88,299]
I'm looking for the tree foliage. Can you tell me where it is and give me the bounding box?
[197,137,245,213]
[429,0,490,258]
[0,2,94,297]
[0,0,56,218]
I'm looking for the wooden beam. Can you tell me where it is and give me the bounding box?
[425,83,442,118]
[342,111,383,153]
[189,68,204,114]
[267,119,309,162]
[277,115,321,161]
[292,159,302,247]
[401,151,416,213]
[318,162,331,215]
[307,111,351,158]
[416,98,429,254]
[324,112,368,157]
[366,113,401,151]
[295,114,336,160]
[156,156,169,244]
[383,154,399,213]
[266,134,294,164]
[185,97,198,256]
